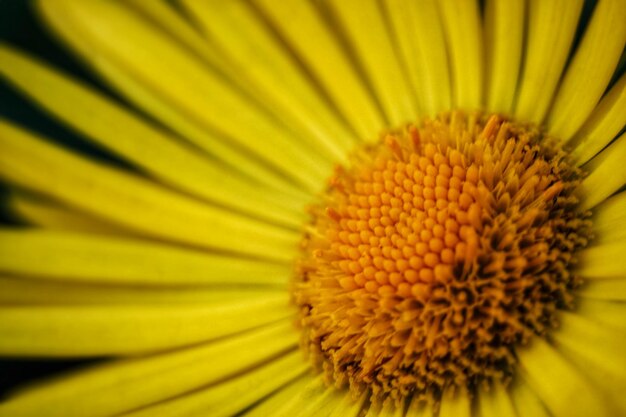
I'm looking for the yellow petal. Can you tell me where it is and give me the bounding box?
[439,387,472,417]
[578,279,626,301]
[569,74,626,165]
[576,243,626,279]
[179,0,356,162]
[576,298,626,331]
[546,0,626,140]
[0,43,306,224]
[514,0,584,124]
[296,387,349,417]
[0,276,284,305]
[241,375,310,417]
[252,0,386,139]
[0,321,297,417]
[591,191,626,244]
[477,382,517,417]
[0,294,292,356]
[329,392,368,417]
[260,374,326,417]
[123,350,308,417]
[8,191,128,236]
[552,311,626,414]
[484,0,525,114]
[0,121,298,261]
[36,2,297,195]
[438,0,484,109]
[37,0,328,191]
[407,396,436,417]
[384,0,452,116]
[577,132,626,210]
[0,229,290,286]
[366,401,404,417]
[517,336,610,417]
[327,0,419,125]
[509,378,550,417]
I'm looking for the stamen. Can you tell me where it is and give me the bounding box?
[294,111,590,404]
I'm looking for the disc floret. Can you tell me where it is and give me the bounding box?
[294,112,589,403]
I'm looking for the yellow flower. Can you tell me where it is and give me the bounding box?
[0,0,625,416]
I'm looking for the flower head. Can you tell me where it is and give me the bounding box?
[0,0,625,416]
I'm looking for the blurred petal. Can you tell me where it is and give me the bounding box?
[0,321,297,417]
[514,0,583,124]
[124,350,307,417]
[547,0,626,140]
[569,74,626,165]
[477,383,517,417]
[327,0,419,125]
[0,44,305,224]
[0,294,291,356]
[577,242,626,279]
[517,336,610,417]
[438,0,483,109]
[385,0,452,116]
[38,0,328,191]
[252,0,386,139]
[509,378,550,417]
[0,121,298,261]
[577,132,626,210]
[484,0,525,114]
[0,230,290,286]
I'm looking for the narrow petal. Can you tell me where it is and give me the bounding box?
[179,0,357,162]
[517,336,610,417]
[407,396,436,417]
[125,351,308,417]
[578,279,626,301]
[438,0,484,109]
[327,0,419,125]
[0,44,306,224]
[591,191,626,244]
[0,294,292,356]
[0,321,297,417]
[484,0,525,114]
[329,392,368,417]
[0,121,298,261]
[252,0,386,139]
[546,0,626,140]
[241,375,311,417]
[37,0,328,191]
[270,376,327,417]
[477,383,517,417]
[36,2,297,194]
[8,192,128,236]
[577,132,626,210]
[577,243,626,279]
[576,298,626,331]
[569,73,626,164]
[0,276,284,305]
[438,387,471,417]
[295,387,349,417]
[552,311,626,414]
[514,0,583,124]
[0,230,290,286]
[385,0,452,116]
[509,378,550,417]
[375,401,404,417]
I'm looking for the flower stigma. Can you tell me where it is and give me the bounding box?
[294,111,591,405]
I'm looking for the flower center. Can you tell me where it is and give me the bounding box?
[294,111,590,403]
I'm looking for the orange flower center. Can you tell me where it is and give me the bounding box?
[294,111,589,403]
